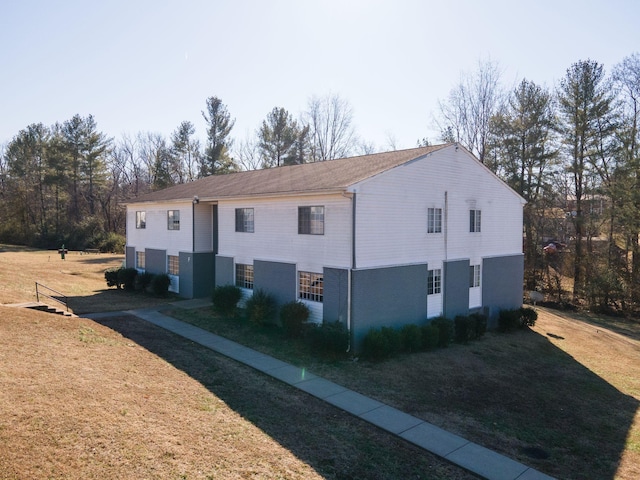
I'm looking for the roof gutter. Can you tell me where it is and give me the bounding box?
[122,188,348,206]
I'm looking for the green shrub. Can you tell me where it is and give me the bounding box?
[100,232,126,254]
[306,321,349,355]
[380,326,402,356]
[421,323,440,350]
[498,308,521,332]
[454,315,476,343]
[470,312,488,337]
[136,272,154,291]
[280,301,310,338]
[431,317,454,347]
[245,289,277,326]
[400,324,422,353]
[104,267,121,289]
[151,273,171,297]
[362,328,391,361]
[117,267,138,291]
[520,307,538,327]
[212,285,242,316]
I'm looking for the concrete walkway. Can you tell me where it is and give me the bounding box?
[85,300,555,480]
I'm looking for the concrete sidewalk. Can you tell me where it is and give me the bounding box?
[85,300,554,480]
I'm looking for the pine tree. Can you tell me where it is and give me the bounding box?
[201,97,236,176]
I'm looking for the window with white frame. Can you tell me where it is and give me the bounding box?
[136,251,145,269]
[168,255,179,275]
[167,210,180,230]
[136,211,146,229]
[298,206,324,235]
[299,271,323,302]
[469,264,481,288]
[235,264,254,289]
[469,209,481,232]
[235,208,254,233]
[427,207,442,233]
[427,268,441,295]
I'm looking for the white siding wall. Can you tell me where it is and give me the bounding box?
[301,299,323,324]
[352,147,523,269]
[217,194,352,271]
[126,201,193,255]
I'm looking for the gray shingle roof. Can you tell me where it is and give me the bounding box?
[125,144,451,204]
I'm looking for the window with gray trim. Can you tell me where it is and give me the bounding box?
[299,271,323,302]
[469,264,481,287]
[235,208,254,233]
[298,206,324,235]
[427,207,442,233]
[136,211,146,229]
[136,251,145,269]
[168,210,180,230]
[470,209,481,232]
[235,263,254,289]
[168,255,179,275]
[427,268,441,295]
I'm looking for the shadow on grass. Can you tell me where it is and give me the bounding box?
[67,289,178,314]
[92,311,640,480]
[91,314,473,480]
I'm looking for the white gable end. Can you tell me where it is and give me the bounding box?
[349,145,523,269]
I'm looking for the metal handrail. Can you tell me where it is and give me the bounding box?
[35,282,69,312]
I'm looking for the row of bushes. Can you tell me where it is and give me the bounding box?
[212,284,539,361]
[498,307,538,331]
[362,307,537,361]
[212,284,349,355]
[105,267,171,296]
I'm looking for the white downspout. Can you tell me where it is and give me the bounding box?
[342,190,356,353]
[444,191,448,261]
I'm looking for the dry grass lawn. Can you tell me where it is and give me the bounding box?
[0,247,472,479]
[2,246,639,479]
[170,304,640,480]
[0,245,175,313]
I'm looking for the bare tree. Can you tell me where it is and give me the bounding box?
[358,140,377,155]
[435,59,504,165]
[305,93,357,161]
[235,135,262,171]
[138,132,173,190]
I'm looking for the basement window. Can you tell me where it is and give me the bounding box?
[299,271,323,302]
[235,264,254,290]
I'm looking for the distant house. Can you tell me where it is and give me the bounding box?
[124,143,525,350]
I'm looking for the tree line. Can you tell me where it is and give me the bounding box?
[1,53,639,314]
[435,55,640,313]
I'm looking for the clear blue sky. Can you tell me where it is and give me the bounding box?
[1,0,638,152]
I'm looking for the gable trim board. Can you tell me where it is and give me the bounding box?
[125,144,525,351]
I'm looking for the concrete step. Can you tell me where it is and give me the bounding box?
[4,302,78,318]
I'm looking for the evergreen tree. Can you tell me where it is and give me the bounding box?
[612,53,640,306]
[557,60,615,301]
[258,107,300,167]
[171,120,200,182]
[490,79,558,290]
[201,96,236,176]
